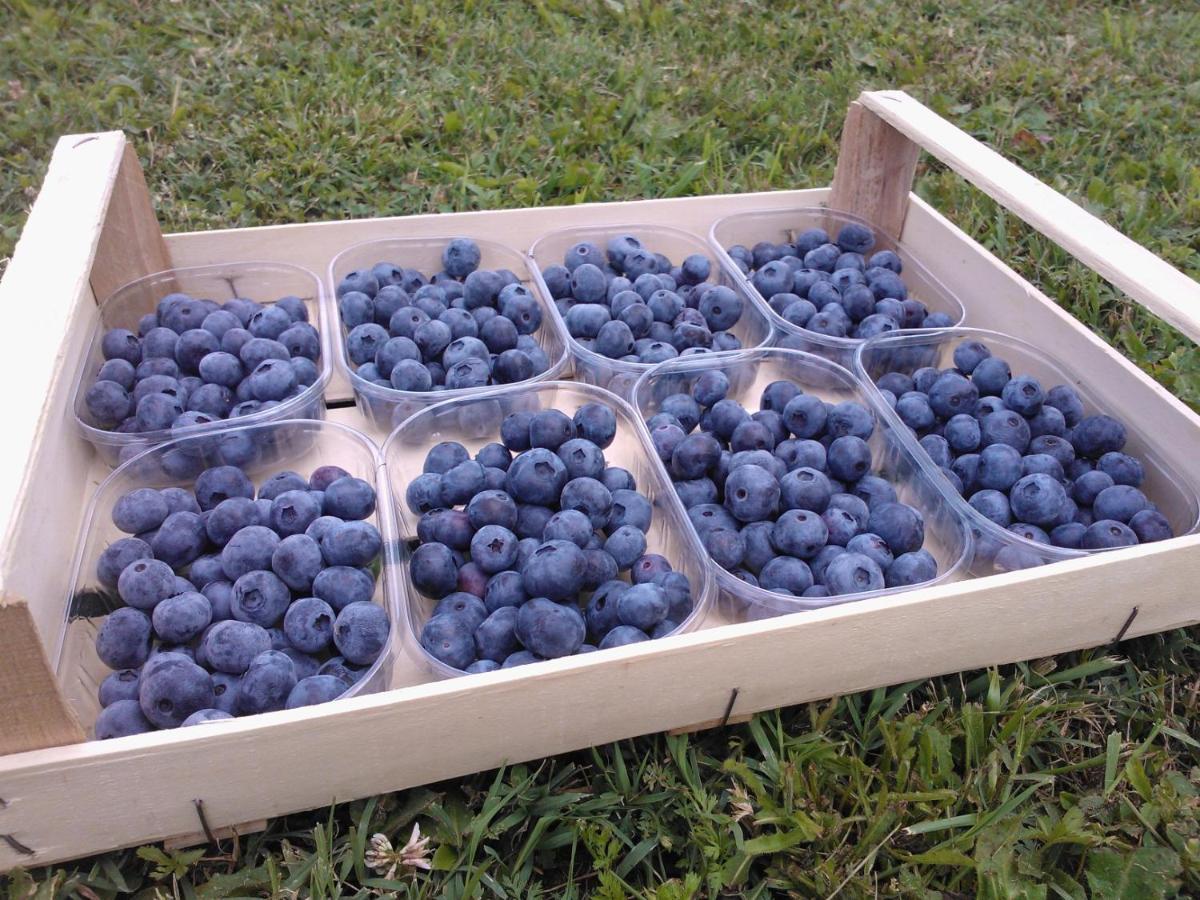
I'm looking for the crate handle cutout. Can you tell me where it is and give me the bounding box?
[830,90,1200,345]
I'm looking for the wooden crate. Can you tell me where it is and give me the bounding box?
[1,90,1198,869]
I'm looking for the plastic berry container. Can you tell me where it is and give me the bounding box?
[708,207,967,368]
[382,380,717,678]
[630,347,974,620]
[854,327,1200,574]
[56,419,399,739]
[527,224,774,400]
[326,237,571,434]
[72,262,333,468]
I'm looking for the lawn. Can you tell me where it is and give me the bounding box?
[3,0,1200,896]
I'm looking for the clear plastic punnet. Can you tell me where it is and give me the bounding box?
[709,207,967,368]
[631,347,973,620]
[382,380,716,678]
[326,237,571,433]
[72,262,332,468]
[854,327,1200,574]
[528,224,773,400]
[57,419,398,738]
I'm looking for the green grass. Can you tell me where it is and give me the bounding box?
[3,0,1200,895]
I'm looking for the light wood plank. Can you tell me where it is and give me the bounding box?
[857,90,1200,342]
[828,100,921,237]
[88,141,171,305]
[1,533,1197,869]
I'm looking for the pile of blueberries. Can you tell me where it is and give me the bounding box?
[538,235,745,362]
[85,292,320,433]
[91,464,389,739]
[872,339,1173,552]
[337,238,552,392]
[725,223,953,339]
[648,374,937,598]
[410,402,694,671]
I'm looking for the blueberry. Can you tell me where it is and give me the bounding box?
[827,436,872,482]
[1097,452,1144,487]
[474,606,521,663]
[521,540,586,601]
[944,414,982,453]
[407,473,445,515]
[95,607,153,670]
[821,506,860,546]
[112,557,174,612]
[1081,520,1138,550]
[231,570,291,627]
[1022,453,1065,481]
[470,525,519,574]
[758,556,813,594]
[542,509,593,548]
[202,580,234,620]
[1009,474,1068,526]
[824,552,885,595]
[980,410,1031,452]
[557,438,606,481]
[310,656,363,689]
[1050,522,1087,549]
[836,223,874,254]
[703,527,744,569]
[601,467,637,494]
[515,504,555,540]
[615,583,668,632]
[699,286,742,332]
[969,357,1012,397]
[1129,509,1173,543]
[1070,415,1126,459]
[321,520,382,567]
[99,327,141,365]
[781,394,827,439]
[885,550,938,587]
[928,373,979,420]
[631,553,672,585]
[513,597,584,659]
[1046,384,1085,426]
[279,596,335,654]
[1093,484,1150,524]
[507,448,568,505]
[138,657,214,728]
[1009,523,1051,544]
[281,675,346,709]
[778,467,831,514]
[412,542,458,600]
[330,601,388,666]
[608,490,653,533]
[152,592,212,644]
[977,443,1023,492]
[867,502,924,555]
[235,651,297,715]
[93,698,154,739]
[270,534,324,592]
[312,566,376,611]
[953,340,991,374]
[771,508,829,559]
[424,441,470,475]
[221,525,280,580]
[969,489,1012,526]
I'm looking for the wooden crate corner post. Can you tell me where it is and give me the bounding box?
[828,96,921,237]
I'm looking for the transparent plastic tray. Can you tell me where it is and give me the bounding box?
[854,327,1200,573]
[631,347,974,620]
[72,262,332,468]
[527,224,774,400]
[708,207,967,368]
[57,419,399,738]
[381,380,716,678]
[326,237,571,432]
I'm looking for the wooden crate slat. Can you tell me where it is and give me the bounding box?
[828,99,921,237]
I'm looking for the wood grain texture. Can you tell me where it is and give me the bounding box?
[2,533,1199,869]
[0,605,83,757]
[828,100,921,237]
[858,89,1200,342]
[88,142,172,305]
